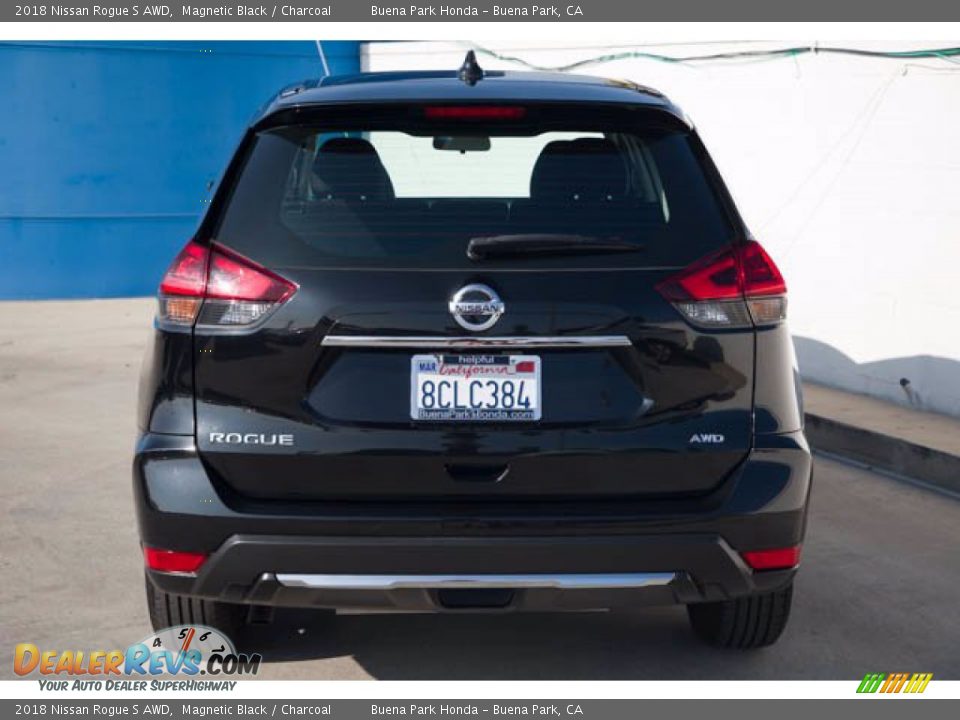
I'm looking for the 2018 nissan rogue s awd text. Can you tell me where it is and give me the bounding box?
[135,54,812,649]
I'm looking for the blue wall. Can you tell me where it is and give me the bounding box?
[0,41,361,299]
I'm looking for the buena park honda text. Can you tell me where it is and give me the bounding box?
[134,53,812,649]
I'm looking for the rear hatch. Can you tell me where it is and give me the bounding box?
[188,102,755,501]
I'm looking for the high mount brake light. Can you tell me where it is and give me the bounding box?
[157,241,297,328]
[423,106,527,120]
[655,240,787,329]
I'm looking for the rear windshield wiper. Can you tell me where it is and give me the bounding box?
[467,234,645,260]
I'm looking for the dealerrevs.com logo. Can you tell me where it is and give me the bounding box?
[15,625,261,688]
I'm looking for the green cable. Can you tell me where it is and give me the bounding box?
[474,44,960,73]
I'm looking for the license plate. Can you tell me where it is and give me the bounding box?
[411,354,541,421]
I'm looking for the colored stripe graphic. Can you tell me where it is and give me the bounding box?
[907,673,933,694]
[857,673,885,693]
[857,672,932,694]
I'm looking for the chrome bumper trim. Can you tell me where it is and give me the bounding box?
[321,335,632,349]
[275,572,676,591]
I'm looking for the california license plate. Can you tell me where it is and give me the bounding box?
[411,354,541,421]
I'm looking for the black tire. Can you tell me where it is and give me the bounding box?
[144,574,247,640]
[687,582,793,649]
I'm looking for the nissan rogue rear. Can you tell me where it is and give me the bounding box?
[135,55,812,649]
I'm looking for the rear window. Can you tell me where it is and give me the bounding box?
[214,108,734,269]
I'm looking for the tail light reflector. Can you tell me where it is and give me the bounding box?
[144,547,208,574]
[157,240,296,328]
[742,545,802,571]
[655,240,787,328]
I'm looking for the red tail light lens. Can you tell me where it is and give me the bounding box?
[205,245,296,303]
[655,245,742,302]
[157,241,296,328]
[741,241,786,297]
[424,106,527,121]
[157,241,208,325]
[159,241,208,297]
[742,545,802,571]
[655,240,787,328]
[144,547,208,574]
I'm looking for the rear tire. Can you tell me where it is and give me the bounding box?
[144,574,247,639]
[687,582,793,649]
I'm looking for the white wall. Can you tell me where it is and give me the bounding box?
[364,40,960,418]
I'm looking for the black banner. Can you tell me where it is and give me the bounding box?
[6,0,960,22]
[1,700,959,720]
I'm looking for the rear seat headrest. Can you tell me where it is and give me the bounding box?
[312,138,395,201]
[529,141,572,200]
[529,137,628,201]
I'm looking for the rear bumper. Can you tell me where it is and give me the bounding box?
[145,533,796,611]
[135,431,811,611]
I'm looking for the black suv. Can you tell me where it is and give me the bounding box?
[135,56,812,649]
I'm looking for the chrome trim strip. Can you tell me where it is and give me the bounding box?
[275,572,676,591]
[321,335,632,349]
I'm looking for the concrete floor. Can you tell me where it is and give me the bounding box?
[1,299,958,680]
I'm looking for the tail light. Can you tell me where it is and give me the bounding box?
[143,547,208,574]
[741,545,802,571]
[655,240,787,329]
[157,240,297,328]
